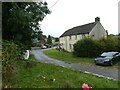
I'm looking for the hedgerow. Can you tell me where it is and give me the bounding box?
[73,36,119,57]
[73,38,101,57]
[2,40,22,87]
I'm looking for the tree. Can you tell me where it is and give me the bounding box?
[2,2,50,49]
[47,35,52,45]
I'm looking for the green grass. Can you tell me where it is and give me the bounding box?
[43,49,120,69]
[43,49,94,64]
[9,54,119,88]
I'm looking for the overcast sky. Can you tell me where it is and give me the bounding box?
[41,0,119,37]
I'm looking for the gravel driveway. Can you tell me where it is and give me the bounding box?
[31,49,119,80]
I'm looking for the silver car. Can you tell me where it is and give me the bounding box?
[95,52,120,65]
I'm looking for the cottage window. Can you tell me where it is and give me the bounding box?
[69,44,72,50]
[61,43,63,46]
[75,35,77,40]
[69,36,72,40]
[82,34,85,38]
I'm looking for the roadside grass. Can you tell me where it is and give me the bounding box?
[44,49,94,64]
[43,49,120,69]
[10,54,119,88]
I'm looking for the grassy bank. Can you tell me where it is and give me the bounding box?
[43,49,119,69]
[8,54,119,88]
[43,49,94,64]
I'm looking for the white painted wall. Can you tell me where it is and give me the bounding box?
[59,22,107,52]
[89,22,107,39]
[60,34,88,52]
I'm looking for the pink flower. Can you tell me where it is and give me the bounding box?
[82,83,92,90]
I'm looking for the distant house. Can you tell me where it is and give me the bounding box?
[59,17,108,52]
[51,37,59,46]
[51,36,56,45]
[32,36,47,47]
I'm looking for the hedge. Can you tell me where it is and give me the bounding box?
[2,40,21,87]
[73,38,101,57]
[73,36,119,57]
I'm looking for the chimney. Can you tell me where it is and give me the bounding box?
[95,17,100,22]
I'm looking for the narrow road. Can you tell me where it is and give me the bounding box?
[31,49,119,80]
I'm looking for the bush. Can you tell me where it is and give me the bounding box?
[117,37,120,52]
[2,40,21,87]
[99,36,118,52]
[73,36,120,58]
[73,38,101,57]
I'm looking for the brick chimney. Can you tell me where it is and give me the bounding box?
[95,17,100,22]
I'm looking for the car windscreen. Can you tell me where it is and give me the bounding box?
[101,52,116,57]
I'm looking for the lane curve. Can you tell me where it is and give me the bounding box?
[31,49,119,80]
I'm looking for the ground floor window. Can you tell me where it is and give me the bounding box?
[75,35,77,40]
[82,34,85,39]
[69,44,72,50]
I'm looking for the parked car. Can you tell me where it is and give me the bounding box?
[95,52,120,66]
[45,44,52,48]
[42,45,47,49]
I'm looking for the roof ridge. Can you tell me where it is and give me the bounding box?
[70,22,96,30]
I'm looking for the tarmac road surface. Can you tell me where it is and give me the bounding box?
[31,49,119,80]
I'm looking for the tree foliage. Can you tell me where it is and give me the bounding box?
[2,2,50,49]
[47,35,52,45]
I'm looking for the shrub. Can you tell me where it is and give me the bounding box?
[2,40,21,87]
[73,38,101,57]
[99,36,118,52]
[117,37,120,52]
[73,36,120,58]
